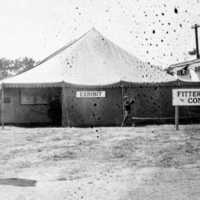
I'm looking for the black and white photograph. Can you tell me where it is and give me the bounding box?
[0,0,200,199]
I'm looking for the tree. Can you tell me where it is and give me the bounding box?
[0,57,37,80]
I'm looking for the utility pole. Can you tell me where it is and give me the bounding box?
[192,24,200,59]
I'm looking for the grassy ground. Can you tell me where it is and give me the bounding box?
[0,125,200,199]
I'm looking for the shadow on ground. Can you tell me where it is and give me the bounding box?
[0,178,37,187]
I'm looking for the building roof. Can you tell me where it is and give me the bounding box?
[167,58,200,72]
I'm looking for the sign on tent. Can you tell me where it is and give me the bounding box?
[173,89,200,106]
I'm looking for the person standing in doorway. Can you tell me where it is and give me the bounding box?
[121,96,134,127]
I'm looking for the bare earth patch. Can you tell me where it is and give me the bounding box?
[0,125,200,199]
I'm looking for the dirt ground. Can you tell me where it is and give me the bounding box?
[0,125,200,200]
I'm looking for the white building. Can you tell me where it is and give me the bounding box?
[166,59,200,81]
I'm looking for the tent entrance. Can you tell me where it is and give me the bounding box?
[48,95,62,127]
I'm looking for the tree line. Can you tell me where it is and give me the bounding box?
[0,57,37,80]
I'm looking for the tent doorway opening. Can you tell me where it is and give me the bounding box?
[48,95,62,127]
[48,92,62,127]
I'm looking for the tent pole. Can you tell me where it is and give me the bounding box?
[1,84,4,129]
[62,83,70,127]
[121,85,125,123]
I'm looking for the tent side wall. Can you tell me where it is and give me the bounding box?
[0,87,61,125]
[123,85,174,124]
[1,81,200,126]
[123,82,200,124]
[64,86,123,127]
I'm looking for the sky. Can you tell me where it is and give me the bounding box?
[0,0,200,68]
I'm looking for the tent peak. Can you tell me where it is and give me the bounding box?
[88,27,99,32]
[85,28,104,37]
[36,28,104,67]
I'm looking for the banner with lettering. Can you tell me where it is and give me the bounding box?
[76,91,106,98]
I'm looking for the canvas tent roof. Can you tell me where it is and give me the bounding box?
[0,28,176,87]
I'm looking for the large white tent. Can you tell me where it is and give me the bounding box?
[3,29,195,127]
[0,28,176,87]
